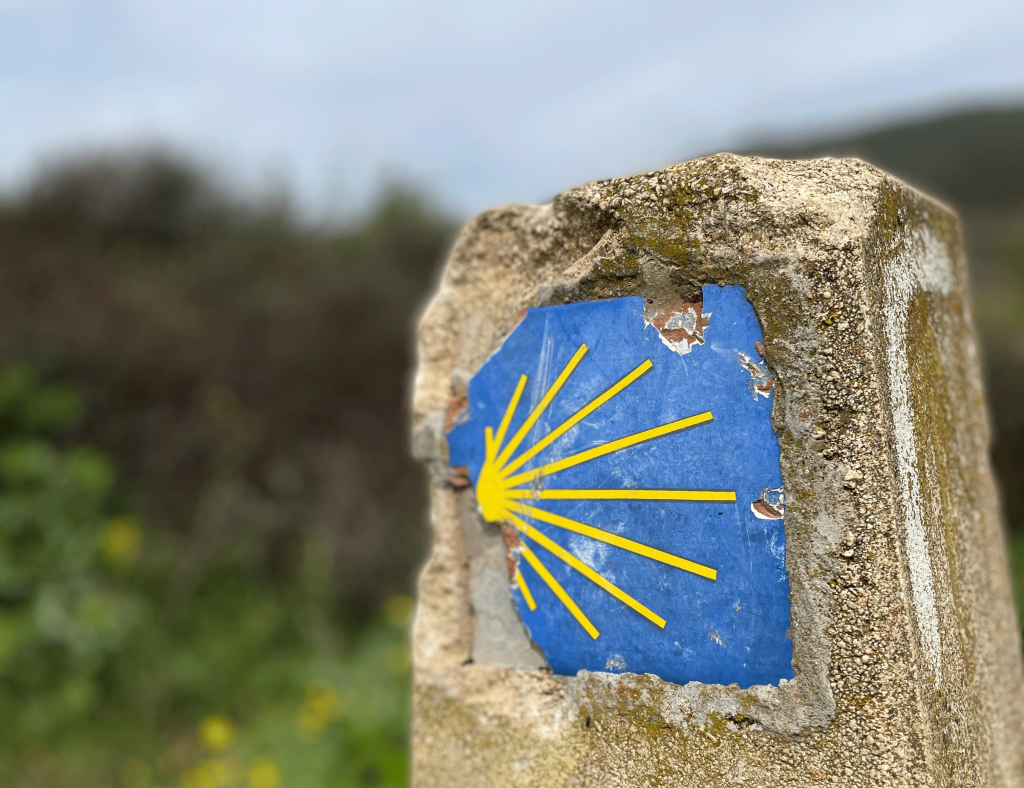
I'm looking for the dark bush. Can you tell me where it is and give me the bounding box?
[0,151,455,624]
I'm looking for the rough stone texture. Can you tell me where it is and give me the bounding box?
[410,154,1024,787]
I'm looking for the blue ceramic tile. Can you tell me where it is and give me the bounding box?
[448,287,793,687]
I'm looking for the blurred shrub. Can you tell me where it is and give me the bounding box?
[0,364,128,745]
[0,152,455,787]
[21,153,229,247]
[1012,533,1024,630]
[0,150,454,622]
[0,363,412,787]
[974,213,1024,528]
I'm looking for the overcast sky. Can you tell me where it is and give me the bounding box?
[2,0,1023,219]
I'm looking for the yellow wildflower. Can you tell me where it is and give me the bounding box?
[198,715,235,752]
[247,757,281,788]
[99,516,143,567]
[298,681,343,735]
[384,594,415,627]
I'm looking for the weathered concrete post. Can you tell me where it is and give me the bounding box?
[410,155,1024,787]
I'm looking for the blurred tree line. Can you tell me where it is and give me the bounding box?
[0,153,455,787]
[0,105,1023,787]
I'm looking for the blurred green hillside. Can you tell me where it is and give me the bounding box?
[0,156,456,787]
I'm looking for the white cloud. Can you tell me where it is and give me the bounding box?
[0,0,1022,218]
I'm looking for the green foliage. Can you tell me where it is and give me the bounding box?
[1011,531,1024,630]
[0,364,412,788]
[0,368,123,756]
[0,153,453,788]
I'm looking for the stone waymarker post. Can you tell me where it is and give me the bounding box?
[410,155,1024,787]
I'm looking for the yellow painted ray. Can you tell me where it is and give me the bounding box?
[507,489,736,503]
[519,544,599,638]
[484,427,496,463]
[514,568,537,611]
[498,358,653,478]
[494,344,589,468]
[509,513,665,628]
[490,374,528,461]
[501,411,714,489]
[513,502,717,581]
